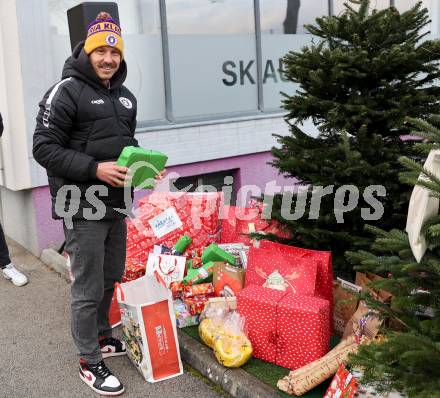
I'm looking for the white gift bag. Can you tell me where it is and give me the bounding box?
[406,149,440,262]
[115,273,183,382]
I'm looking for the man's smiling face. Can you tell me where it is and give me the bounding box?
[89,46,121,85]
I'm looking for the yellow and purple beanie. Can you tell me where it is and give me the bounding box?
[84,12,124,58]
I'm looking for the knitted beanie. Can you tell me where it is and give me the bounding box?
[84,12,124,58]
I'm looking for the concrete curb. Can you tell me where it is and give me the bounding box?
[40,248,280,398]
[178,331,280,398]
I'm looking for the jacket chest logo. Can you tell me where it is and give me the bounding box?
[91,99,105,105]
[119,97,133,109]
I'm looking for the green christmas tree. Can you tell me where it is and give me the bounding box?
[346,116,440,397]
[269,0,440,277]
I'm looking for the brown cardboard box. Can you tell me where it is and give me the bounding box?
[355,272,393,303]
[213,263,245,297]
[333,278,361,336]
[342,301,382,340]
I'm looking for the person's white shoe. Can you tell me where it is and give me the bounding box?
[2,263,28,286]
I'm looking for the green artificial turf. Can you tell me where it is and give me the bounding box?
[181,325,340,398]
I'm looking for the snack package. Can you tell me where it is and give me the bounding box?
[217,243,250,269]
[183,283,215,299]
[213,312,253,368]
[184,294,211,315]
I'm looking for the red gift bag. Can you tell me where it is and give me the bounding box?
[259,240,333,334]
[245,247,318,296]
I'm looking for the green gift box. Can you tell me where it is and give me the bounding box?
[116,146,168,188]
[201,243,236,266]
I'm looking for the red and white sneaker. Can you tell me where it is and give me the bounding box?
[79,359,124,396]
[99,337,126,358]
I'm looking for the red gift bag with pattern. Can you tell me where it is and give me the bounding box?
[245,247,318,296]
[259,240,333,334]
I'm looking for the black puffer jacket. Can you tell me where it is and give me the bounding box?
[33,42,138,220]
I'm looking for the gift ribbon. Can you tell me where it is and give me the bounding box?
[156,256,178,276]
[114,282,125,302]
[154,270,167,288]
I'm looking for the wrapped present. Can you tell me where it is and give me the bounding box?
[259,240,333,334]
[202,243,236,265]
[182,261,215,286]
[122,258,146,282]
[237,285,330,370]
[170,281,184,300]
[220,204,292,245]
[278,335,367,396]
[183,283,215,298]
[116,146,167,188]
[184,294,211,315]
[213,263,245,297]
[204,296,237,313]
[324,364,358,398]
[245,247,318,296]
[125,192,223,280]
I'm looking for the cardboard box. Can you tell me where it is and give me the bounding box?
[355,272,393,303]
[333,278,361,336]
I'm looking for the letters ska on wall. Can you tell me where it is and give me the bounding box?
[222,59,288,86]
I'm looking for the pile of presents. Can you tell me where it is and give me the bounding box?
[111,191,393,396]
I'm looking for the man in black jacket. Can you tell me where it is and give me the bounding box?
[0,113,28,287]
[33,12,145,396]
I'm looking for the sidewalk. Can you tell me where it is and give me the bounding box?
[0,239,224,398]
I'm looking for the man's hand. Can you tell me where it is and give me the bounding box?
[96,162,129,187]
[154,169,167,182]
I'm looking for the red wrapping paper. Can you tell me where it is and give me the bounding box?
[245,248,318,296]
[183,283,215,298]
[220,204,291,244]
[259,240,333,335]
[124,192,223,281]
[237,285,330,370]
[170,281,184,300]
[123,258,146,282]
[184,294,211,315]
[324,364,358,398]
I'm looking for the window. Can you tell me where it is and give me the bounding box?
[165,0,258,119]
[170,169,238,205]
[260,0,329,110]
